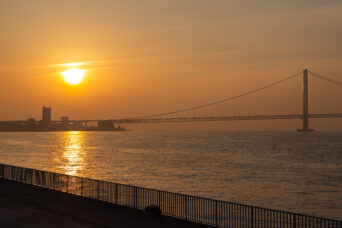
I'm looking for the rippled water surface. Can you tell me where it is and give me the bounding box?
[0,131,341,219]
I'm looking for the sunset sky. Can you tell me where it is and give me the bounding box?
[1,0,341,130]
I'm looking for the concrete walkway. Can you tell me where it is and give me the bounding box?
[0,179,212,228]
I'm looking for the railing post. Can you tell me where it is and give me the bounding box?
[185,195,188,220]
[134,187,137,208]
[158,190,161,207]
[293,214,296,228]
[31,169,33,184]
[54,173,57,190]
[56,173,59,190]
[97,181,100,200]
[18,167,22,181]
[115,184,118,204]
[251,207,254,228]
[81,178,84,196]
[215,200,218,227]
[66,175,69,193]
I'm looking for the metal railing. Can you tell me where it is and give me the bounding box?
[0,163,341,228]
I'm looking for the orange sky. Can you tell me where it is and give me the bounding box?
[0,0,341,130]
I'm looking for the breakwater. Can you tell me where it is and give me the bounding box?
[1,163,341,228]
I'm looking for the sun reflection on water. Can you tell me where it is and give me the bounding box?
[58,131,86,176]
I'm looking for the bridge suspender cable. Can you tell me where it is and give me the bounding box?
[134,71,302,119]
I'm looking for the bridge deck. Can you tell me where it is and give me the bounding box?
[111,113,342,124]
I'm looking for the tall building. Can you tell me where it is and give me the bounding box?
[42,106,51,123]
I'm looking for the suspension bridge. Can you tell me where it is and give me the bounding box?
[1,69,341,132]
[101,69,341,132]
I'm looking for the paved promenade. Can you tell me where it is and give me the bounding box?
[0,179,212,228]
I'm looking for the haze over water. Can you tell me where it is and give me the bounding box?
[0,131,341,220]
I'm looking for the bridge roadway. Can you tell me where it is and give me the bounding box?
[1,113,342,125]
[109,113,342,124]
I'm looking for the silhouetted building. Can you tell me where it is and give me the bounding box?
[42,106,51,123]
[61,116,69,123]
[27,118,36,125]
[26,118,37,131]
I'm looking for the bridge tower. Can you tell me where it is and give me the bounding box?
[298,69,314,132]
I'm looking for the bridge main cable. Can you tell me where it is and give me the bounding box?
[309,71,342,86]
[132,71,302,119]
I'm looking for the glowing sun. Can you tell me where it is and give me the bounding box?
[61,68,86,85]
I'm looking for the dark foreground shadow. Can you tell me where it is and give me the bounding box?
[0,179,212,228]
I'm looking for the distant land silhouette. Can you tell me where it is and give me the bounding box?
[0,106,126,132]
